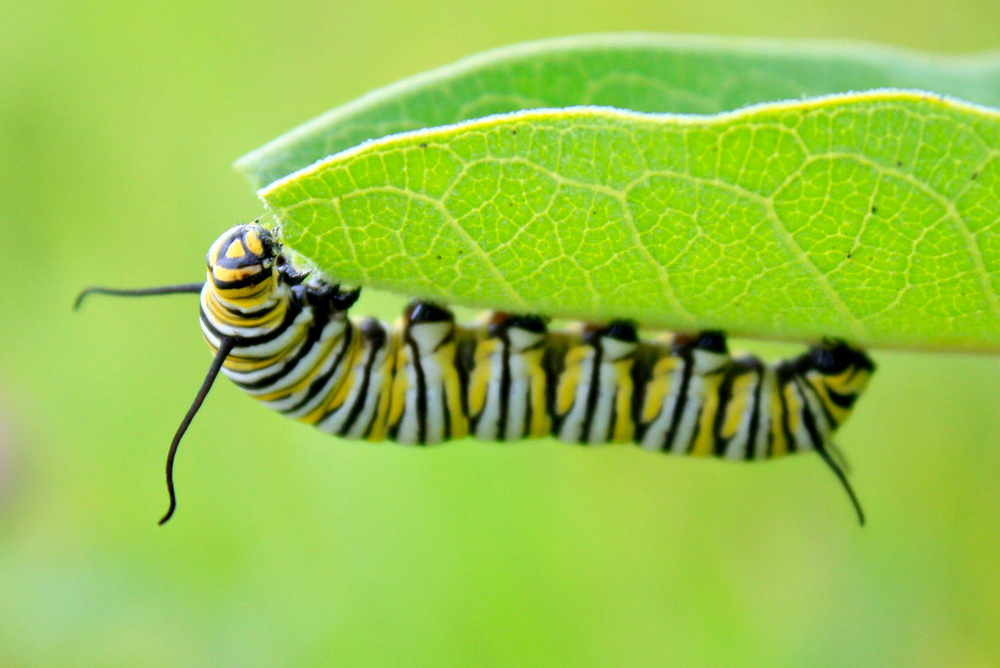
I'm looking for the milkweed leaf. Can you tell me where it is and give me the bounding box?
[260,92,1000,352]
[239,36,1000,352]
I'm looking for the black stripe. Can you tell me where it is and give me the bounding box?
[743,359,764,461]
[279,321,354,414]
[211,268,273,291]
[712,365,738,457]
[798,377,838,433]
[440,327,457,441]
[518,338,546,439]
[497,335,512,442]
[407,336,429,445]
[544,338,568,435]
[774,365,798,455]
[578,342,604,444]
[794,378,827,452]
[826,387,858,410]
[363,323,395,440]
[606,386,618,442]
[200,298,304,348]
[362,393,384,439]
[220,299,279,320]
[661,350,693,452]
[233,305,333,391]
[522,376,534,439]
[629,345,657,443]
[441,380,452,442]
[206,228,243,270]
[455,332,476,422]
[334,320,386,435]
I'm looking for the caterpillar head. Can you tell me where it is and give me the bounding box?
[206,224,281,302]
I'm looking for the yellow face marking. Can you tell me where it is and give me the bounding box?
[244,231,264,256]
[225,241,246,259]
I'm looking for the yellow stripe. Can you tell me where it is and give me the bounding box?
[768,376,789,458]
[642,355,678,424]
[689,374,723,457]
[523,348,551,437]
[719,373,754,442]
[556,346,589,416]
[467,339,496,418]
[611,359,634,442]
[244,230,264,256]
[366,333,400,441]
[387,341,408,428]
[436,342,468,439]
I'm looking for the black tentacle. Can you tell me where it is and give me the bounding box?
[74,283,204,310]
[159,337,235,525]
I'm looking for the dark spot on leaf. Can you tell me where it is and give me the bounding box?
[972,172,979,180]
[419,143,427,148]
[896,160,902,167]
[512,130,517,135]
[436,255,442,260]
[871,205,878,214]
[846,252,852,259]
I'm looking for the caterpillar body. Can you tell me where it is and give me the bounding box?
[78,223,876,524]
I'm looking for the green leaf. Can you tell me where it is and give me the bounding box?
[235,34,1000,190]
[260,91,1000,352]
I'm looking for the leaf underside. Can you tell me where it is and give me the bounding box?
[240,36,1000,352]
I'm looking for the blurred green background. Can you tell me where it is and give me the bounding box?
[3,1,1000,666]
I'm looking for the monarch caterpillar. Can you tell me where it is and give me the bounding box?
[77,223,876,525]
